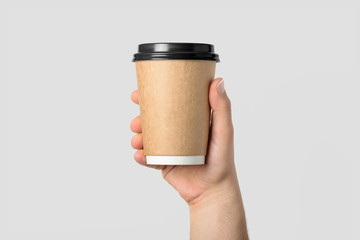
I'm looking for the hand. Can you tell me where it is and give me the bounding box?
[131,78,236,203]
[130,78,248,239]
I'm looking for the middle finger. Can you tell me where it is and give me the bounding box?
[130,115,142,133]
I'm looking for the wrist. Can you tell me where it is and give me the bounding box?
[188,171,241,208]
[188,176,248,240]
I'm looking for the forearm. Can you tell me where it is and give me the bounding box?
[189,180,248,240]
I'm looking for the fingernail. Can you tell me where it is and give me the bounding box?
[217,79,225,94]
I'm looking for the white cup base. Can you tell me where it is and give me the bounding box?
[146,156,205,165]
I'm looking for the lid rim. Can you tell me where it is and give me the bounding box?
[133,42,220,62]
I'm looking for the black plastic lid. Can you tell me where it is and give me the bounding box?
[132,42,220,62]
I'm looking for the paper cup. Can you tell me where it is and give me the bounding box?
[133,43,219,165]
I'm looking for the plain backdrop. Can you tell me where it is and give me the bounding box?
[1,2,360,240]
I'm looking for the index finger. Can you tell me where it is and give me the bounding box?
[131,90,139,105]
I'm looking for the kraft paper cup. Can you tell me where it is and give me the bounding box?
[133,43,219,165]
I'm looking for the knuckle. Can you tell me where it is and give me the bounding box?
[225,97,232,111]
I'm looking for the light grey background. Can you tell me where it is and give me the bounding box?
[1,2,360,240]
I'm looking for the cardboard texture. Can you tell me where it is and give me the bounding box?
[136,60,216,156]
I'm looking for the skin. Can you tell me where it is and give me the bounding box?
[130,78,249,240]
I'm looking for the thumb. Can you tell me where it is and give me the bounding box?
[209,78,234,145]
